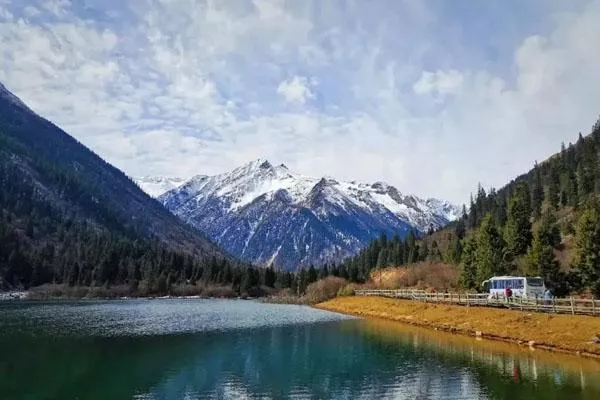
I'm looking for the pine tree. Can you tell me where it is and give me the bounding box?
[429,240,442,261]
[376,248,389,269]
[504,183,532,256]
[525,224,560,287]
[420,240,429,261]
[567,170,579,208]
[454,218,466,240]
[468,194,477,228]
[531,161,544,219]
[474,214,505,284]
[307,264,318,284]
[538,210,561,249]
[577,162,594,200]
[446,235,463,264]
[547,166,560,209]
[573,207,600,296]
[460,237,477,289]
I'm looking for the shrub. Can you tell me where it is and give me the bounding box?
[370,263,459,291]
[305,277,348,304]
[337,283,357,297]
[202,285,237,298]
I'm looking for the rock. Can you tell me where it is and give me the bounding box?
[528,340,536,347]
[592,335,600,344]
[475,331,483,337]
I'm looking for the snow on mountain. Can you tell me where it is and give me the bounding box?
[134,176,186,198]
[157,159,460,270]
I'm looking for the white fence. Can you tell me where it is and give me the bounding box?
[354,289,599,317]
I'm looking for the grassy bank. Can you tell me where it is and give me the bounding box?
[317,296,600,357]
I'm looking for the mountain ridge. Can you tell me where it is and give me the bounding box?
[152,159,459,270]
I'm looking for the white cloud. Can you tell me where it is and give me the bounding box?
[23,6,41,18]
[41,0,70,16]
[413,70,464,96]
[0,5,13,21]
[0,0,599,205]
[276,76,316,104]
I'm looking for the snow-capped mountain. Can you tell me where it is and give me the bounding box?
[155,159,460,270]
[134,176,186,198]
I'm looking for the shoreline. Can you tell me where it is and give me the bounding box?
[0,291,257,302]
[316,296,600,360]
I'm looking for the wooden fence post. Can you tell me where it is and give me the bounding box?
[570,297,575,315]
[593,297,596,316]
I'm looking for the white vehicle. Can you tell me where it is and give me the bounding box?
[481,276,546,299]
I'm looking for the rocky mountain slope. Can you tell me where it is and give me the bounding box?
[155,159,459,270]
[135,176,186,198]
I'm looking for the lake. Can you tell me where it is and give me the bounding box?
[1,299,599,399]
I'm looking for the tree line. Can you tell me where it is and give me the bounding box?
[328,116,600,297]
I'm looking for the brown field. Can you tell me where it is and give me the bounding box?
[317,296,600,357]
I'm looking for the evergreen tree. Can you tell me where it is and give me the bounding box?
[474,214,505,284]
[538,210,561,249]
[504,183,532,256]
[567,170,579,208]
[454,218,466,240]
[429,240,442,261]
[547,166,560,209]
[307,264,318,284]
[573,207,600,296]
[460,237,477,289]
[531,161,544,219]
[525,224,560,288]
[446,235,463,264]
[376,248,389,269]
[468,194,477,228]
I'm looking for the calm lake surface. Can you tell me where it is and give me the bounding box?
[1,299,599,400]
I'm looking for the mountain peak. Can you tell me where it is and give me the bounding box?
[157,159,459,269]
[0,81,32,111]
[259,159,272,169]
[242,158,272,170]
[134,176,186,198]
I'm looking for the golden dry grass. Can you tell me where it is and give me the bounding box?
[317,296,600,356]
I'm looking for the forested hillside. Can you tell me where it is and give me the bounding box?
[0,83,275,295]
[333,117,600,296]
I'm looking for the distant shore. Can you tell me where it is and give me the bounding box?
[0,283,274,301]
[0,291,28,301]
[0,288,252,301]
[316,296,600,359]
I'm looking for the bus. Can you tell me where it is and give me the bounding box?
[481,276,546,299]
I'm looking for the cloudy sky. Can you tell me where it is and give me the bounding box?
[1,0,599,204]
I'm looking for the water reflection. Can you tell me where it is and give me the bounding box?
[1,301,599,400]
[357,319,600,399]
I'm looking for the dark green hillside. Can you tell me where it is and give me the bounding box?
[0,83,252,293]
[332,116,600,296]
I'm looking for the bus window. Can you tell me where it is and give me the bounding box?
[527,278,544,286]
[514,279,524,289]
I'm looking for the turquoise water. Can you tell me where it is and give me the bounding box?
[1,299,599,399]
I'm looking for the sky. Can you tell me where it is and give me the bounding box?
[1,0,600,205]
